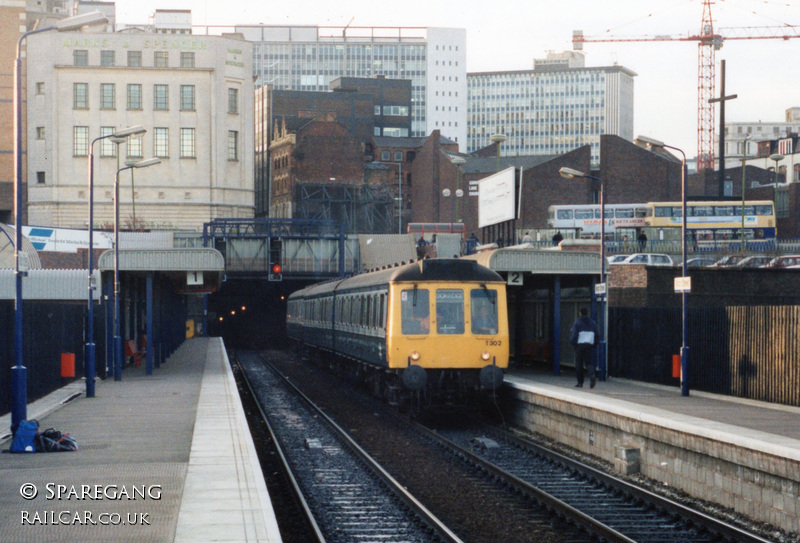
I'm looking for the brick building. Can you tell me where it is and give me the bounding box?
[269,118,365,220]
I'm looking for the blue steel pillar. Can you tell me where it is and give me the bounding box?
[146,272,154,375]
[553,276,561,375]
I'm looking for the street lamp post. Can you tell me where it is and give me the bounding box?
[769,153,784,222]
[635,135,690,396]
[489,134,507,173]
[449,156,466,232]
[559,166,607,381]
[86,126,145,397]
[740,135,751,248]
[11,11,107,433]
[113,158,160,381]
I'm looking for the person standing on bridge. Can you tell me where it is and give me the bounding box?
[570,307,599,388]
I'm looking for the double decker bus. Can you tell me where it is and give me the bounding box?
[644,200,776,249]
[547,203,648,239]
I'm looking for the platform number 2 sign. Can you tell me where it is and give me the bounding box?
[507,272,523,286]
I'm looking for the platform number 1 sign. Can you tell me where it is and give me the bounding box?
[187,271,203,286]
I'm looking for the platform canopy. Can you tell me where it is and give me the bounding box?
[464,247,601,275]
[97,248,225,293]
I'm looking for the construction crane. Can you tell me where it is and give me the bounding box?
[572,0,800,170]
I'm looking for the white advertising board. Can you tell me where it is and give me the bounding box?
[478,167,516,228]
[20,226,113,253]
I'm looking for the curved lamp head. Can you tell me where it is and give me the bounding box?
[769,153,784,163]
[634,135,665,149]
[450,156,466,166]
[114,125,146,139]
[489,134,507,144]
[559,167,587,179]
[132,158,161,169]
[54,11,108,31]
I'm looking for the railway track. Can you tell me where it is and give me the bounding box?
[235,351,463,543]
[237,349,776,543]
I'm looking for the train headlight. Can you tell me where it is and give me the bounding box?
[481,351,491,361]
[410,351,421,361]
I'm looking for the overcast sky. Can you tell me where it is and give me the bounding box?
[113,0,800,159]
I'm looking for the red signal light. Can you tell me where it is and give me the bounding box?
[271,264,282,275]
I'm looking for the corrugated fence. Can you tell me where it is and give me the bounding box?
[609,306,800,406]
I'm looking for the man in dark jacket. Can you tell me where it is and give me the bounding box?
[569,307,599,388]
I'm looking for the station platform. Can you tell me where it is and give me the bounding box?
[0,337,282,543]
[503,367,800,534]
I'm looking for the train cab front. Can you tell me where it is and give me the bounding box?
[391,282,509,399]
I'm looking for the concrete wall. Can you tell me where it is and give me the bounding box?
[504,384,800,532]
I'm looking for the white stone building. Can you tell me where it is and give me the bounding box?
[25,26,254,231]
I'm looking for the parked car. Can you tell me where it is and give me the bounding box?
[615,253,675,266]
[710,255,747,267]
[685,257,716,268]
[734,255,773,269]
[763,255,800,268]
[607,254,630,264]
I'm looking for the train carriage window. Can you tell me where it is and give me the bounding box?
[379,294,386,330]
[471,290,498,335]
[401,289,429,334]
[435,289,464,335]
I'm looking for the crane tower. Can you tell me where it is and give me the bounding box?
[573,0,800,171]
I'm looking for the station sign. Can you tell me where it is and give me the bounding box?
[594,282,606,295]
[674,276,691,293]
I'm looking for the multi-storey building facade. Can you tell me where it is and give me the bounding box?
[234,25,467,147]
[25,26,254,230]
[720,107,800,168]
[467,51,635,165]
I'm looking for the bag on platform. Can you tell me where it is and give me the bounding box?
[9,420,39,453]
[36,428,78,452]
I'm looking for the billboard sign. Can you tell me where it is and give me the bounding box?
[478,167,516,228]
[20,226,113,253]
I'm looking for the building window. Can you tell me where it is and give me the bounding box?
[180,128,196,158]
[127,84,142,110]
[228,88,239,114]
[100,83,115,109]
[127,51,142,67]
[154,51,168,68]
[227,131,238,160]
[36,82,45,95]
[154,84,169,110]
[100,50,115,66]
[381,150,391,161]
[74,50,88,66]
[36,127,45,140]
[180,52,195,68]
[36,172,45,185]
[127,135,143,158]
[73,83,88,109]
[180,85,195,110]
[374,127,381,136]
[393,151,403,162]
[154,128,169,157]
[374,105,381,115]
[73,126,89,156]
[100,126,116,157]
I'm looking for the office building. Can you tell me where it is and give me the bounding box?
[235,25,467,146]
[467,51,635,164]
